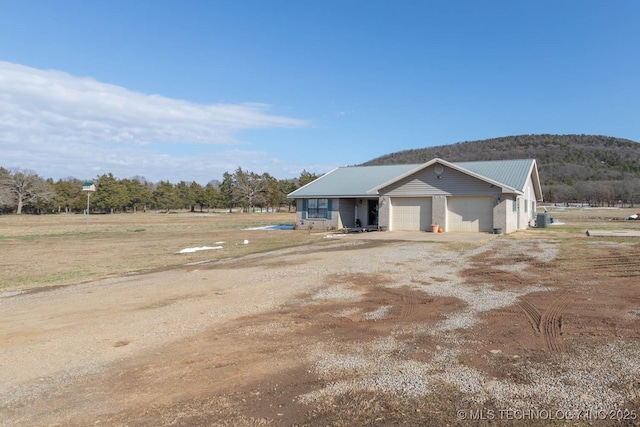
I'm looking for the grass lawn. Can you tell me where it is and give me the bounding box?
[0,211,319,291]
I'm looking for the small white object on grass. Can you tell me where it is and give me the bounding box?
[243,239,249,245]
[177,246,223,254]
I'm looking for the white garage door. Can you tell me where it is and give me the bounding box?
[447,197,493,232]
[391,197,432,231]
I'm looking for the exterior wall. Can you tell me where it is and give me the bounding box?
[506,196,521,233]
[295,198,340,230]
[295,198,375,230]
[499,191,536,233]
[518,197,529,230]
[355,200,368,227]
[295,199,303,223]
[492,195,508,233]
[339,199,356,228]
[431,195,447,230]
[381,164,502,197]
[495,196,518,233]
[380,164,502,232]
[522,175,537,225]
[379,196,390,229]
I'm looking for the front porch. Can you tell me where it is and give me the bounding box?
[295,197,379,230]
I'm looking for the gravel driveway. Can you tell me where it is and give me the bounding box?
[1,236,639,426]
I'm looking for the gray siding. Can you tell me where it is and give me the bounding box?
[380,165,501,197]
[338,199,356,228]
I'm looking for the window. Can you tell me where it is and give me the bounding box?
[307,198,328,218]
[512,199,517,212]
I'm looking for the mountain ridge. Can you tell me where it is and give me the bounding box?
[361,134,640,186]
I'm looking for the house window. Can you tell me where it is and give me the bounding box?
[307,198,328,218]
[512,199,517,212]
[524,200,528,213]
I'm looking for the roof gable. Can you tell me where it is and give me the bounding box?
[374,158,531,194]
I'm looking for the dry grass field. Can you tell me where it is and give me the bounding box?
[1,207,640,426]
[0,211,312,291]
[3,206,637,291]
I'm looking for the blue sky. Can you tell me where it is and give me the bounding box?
[1,0,639,183]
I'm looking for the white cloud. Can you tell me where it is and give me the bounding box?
[0,61,312,182]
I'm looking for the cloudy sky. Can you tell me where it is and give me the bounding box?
[1,1,639,183]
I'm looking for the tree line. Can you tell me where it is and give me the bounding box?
[0,167,319,215]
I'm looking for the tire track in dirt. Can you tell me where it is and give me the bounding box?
[518,299,541,334]
[541,293,573,352]
[398,287,418,321]
[553,246,640,279]
[518,293,573,352]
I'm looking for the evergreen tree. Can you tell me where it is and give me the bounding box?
[94,173,130,214]
[151,181,180,212]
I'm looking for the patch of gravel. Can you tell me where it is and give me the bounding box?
[302,335,640,413]
[331,308,361,318]
[465,239,560,263]
[309,284,364,302]
[364,305,392,320]
[0,362,103,411]
[418,283,548,333]
[472,340,640,412]
[237,321,296,336]
[299,238,640,413]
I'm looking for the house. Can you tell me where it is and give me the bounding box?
[288,158,542,234]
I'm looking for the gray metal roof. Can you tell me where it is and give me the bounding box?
[288,164,417,197]
[455,159,535,191]
[288,159,538,198]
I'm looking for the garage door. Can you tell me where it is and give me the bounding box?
[447,197,493,232]
[391,197,432,231]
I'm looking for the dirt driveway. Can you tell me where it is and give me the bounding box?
[2,234,640,426]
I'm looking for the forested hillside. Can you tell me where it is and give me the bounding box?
[362,134,640,205]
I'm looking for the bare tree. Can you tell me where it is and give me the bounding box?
[0,169,54,214]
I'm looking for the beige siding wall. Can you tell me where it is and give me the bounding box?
[380,164,503,232]
[381,164,502,197]
[379,196,390,229]
[523,176,537,225]
[505,197,520,232]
